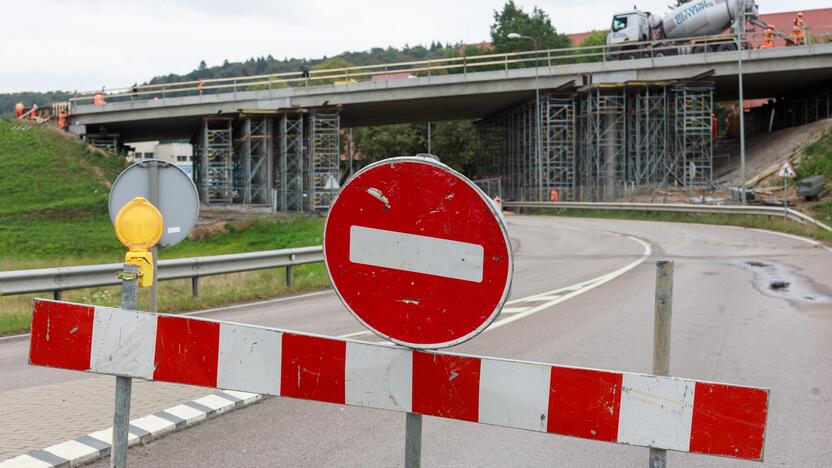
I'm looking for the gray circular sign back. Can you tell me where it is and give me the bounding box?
[108,160,200,248]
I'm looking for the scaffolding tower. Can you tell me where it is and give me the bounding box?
[672,83,713,186]
[475,81,714,202]
[307,112,340,211]
[276,113,305,211]
[197,117,234,204]
[236,116,271,205]
[577,86,627,201]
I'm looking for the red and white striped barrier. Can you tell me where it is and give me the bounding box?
[29,299,769,461]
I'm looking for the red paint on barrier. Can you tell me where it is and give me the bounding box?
[412,352,481,422]
[689,382,769,460]
[29,300,94,371]
[548,366,622,442]
[281,333,346,404]
[153,316,219,387]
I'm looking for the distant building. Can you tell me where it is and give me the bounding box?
[128,140,194,180]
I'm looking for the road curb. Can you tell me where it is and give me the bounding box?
[0,390,263,467]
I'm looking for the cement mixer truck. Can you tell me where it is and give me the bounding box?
[606,0,768,58]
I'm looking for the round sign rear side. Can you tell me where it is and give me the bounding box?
[324,157,513,349]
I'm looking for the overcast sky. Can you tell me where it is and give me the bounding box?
[2,0,827,93]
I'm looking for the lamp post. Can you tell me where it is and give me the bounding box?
[508,32,543,201]
[735,5,747,204]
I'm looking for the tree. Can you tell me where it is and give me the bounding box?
[490,1,571,54]
[311,57,355,84]
[198,60,207,71]
[575,30,609,63]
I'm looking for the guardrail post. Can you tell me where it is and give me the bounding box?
[111,263,139,468]
[191,276,200,297]
[53,290,62,301]
[649,260,673,468]
[405,412,422,468]
[286,266,293,288]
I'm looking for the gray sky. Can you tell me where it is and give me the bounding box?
[2,0,827,93]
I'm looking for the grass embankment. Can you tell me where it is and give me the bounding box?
[0,120,327,335]
[795,128,832,224]
[523,208,832,244]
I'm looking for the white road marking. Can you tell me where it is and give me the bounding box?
[349,225,485,282]
[501,307,530,314]
[523,295,561,302]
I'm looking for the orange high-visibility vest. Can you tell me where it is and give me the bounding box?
[58,112,67,129]
[94,92,106,105]
[29,105,38,120]
[15,102,24,118]
[549,188,559,202]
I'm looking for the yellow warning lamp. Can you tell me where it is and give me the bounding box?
[114,197,163,288]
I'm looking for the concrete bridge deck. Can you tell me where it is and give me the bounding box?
[71,44,832,141]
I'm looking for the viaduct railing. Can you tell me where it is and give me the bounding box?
[66,25,832,108]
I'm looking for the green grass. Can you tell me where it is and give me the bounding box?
[523,208,832,245]
[795,127,832,224]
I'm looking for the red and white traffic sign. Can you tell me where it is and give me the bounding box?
[324,157,513,349]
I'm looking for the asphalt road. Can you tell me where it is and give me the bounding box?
[8,214,832,466]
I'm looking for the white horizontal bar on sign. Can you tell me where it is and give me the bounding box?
[349,225,484,283]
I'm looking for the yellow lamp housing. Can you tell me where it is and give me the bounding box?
[114,197,163,288]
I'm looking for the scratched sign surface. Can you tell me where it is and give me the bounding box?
[324,157,513,349]
[29,299,769,460]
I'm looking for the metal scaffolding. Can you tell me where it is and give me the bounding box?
[671,83,713,186]
[236,116,271,205]
[197,117,234,204]
[307,112,340,211]
[475,81,714,202]
[276,113,305,211]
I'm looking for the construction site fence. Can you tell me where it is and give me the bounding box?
[66,26,832,107]
[503,201,832,232]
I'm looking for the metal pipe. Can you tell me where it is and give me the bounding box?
[148,162,160,312]
[648,260,674,468]
[736,9,748,204]
[111,264,139,468]
[404,413,422,468]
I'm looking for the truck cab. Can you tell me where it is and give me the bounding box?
[607,10,653,47]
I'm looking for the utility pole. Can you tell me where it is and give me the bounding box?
[736,4,748,204]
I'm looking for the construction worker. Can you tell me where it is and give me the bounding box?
[93,90,106,105]
[29,104,38,121]
[761,26,775,49]
[794,12,805,29]
[711,112,718,138]
[549,188,559,202]
[792,25,805,46]
[14,101,24,118]
[57,110,67,130]
[197,78,205,95]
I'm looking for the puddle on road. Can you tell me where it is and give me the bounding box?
[740,260,832,305]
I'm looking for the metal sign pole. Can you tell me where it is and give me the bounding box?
[111,264,139,468]
[148,163,160,312]
[783,175,788,215]
[649,260,674,468]
[404,412,422,468]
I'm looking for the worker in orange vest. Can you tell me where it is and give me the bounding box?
[794,12,805,29]
[93,90,106,105]
[197,78,205,95]
[792,25,805,46]
[761,26,775,49]
[549,188,559,202]
[14,101,24,118]
[711,112,718,138]
[57,110,67,130]
[29,104,38,120]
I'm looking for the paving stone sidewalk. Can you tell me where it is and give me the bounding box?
[0,375,209,461]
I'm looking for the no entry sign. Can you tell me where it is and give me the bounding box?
[324,157,513,349]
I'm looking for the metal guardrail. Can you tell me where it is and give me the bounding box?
[65,25,832,107]
[0,246,323,298]
[503,201,832,232]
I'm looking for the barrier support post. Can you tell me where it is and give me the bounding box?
[111,263,139,468]
[649,260,673,468]
[286,265,293,287]
[405,412,422,468]
[192,276,199,297]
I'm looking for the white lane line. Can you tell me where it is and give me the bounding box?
[523,295,561,302]
[501,307,531,314]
